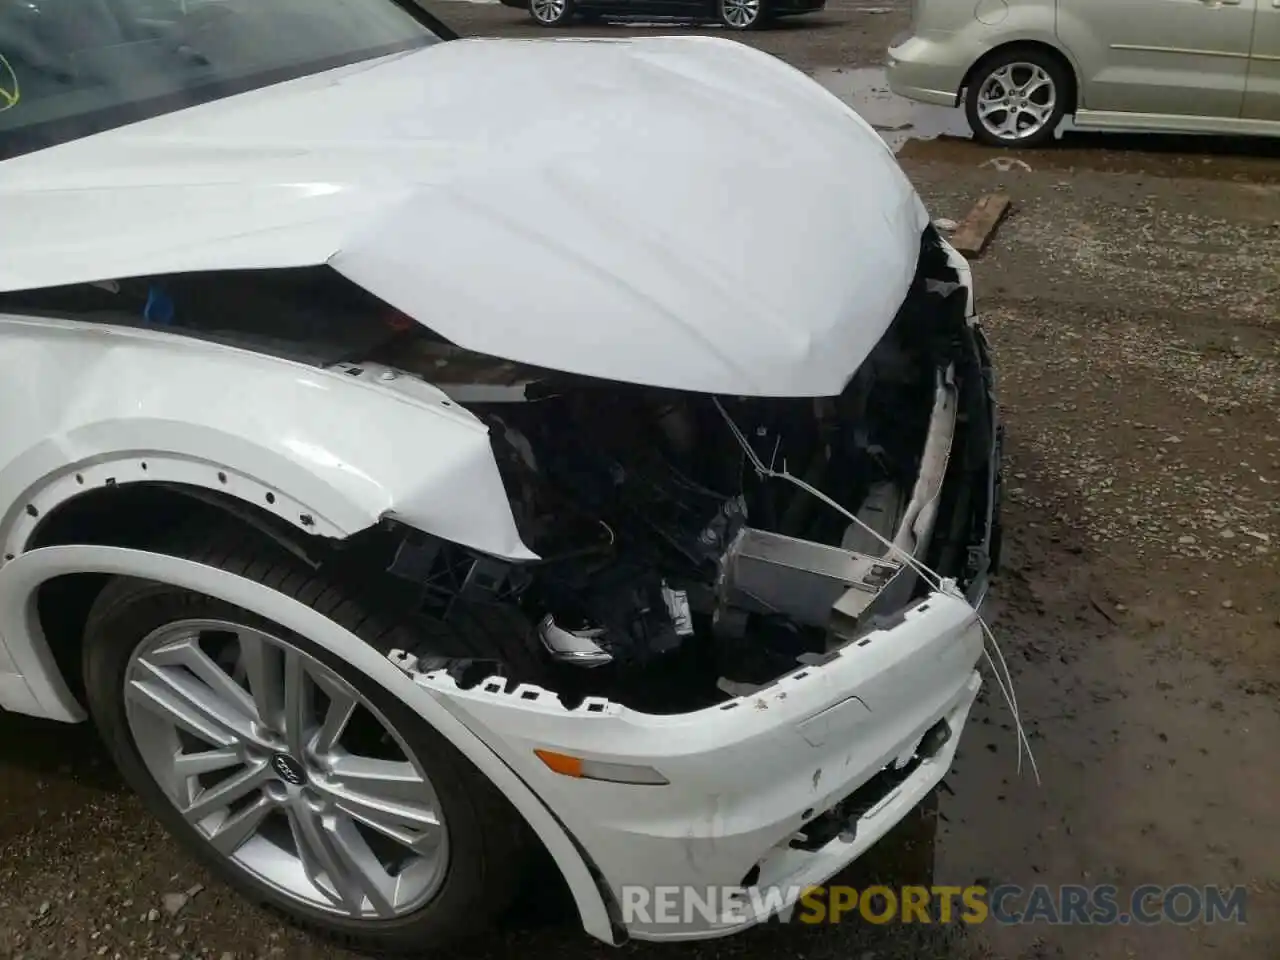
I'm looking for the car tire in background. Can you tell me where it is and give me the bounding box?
[81,525,530,955]
[964,46,1071,148]
[717,0,766,29]
[529,0,576,26]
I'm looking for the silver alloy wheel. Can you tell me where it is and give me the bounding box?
[720,0,760,27]
[975,62,1057,142]
[530,0,567,22]
[123,619,448,920]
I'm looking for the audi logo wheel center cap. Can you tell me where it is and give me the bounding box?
[270,753,308,786]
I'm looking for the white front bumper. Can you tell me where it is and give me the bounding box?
[401,589,984,941]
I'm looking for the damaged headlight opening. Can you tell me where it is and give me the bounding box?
[370,227,1000,715]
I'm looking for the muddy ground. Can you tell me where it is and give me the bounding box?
[2,2,1278,959]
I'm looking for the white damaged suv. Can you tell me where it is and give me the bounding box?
[0,0,1003,952]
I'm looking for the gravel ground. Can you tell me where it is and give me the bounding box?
[3,3,1279,959]
[904,162,1280,959]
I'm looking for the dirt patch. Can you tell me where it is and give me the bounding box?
[902,158,1280,959]
[909,163,1280,669]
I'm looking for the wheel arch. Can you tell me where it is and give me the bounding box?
[960,39,1081,113]
[0,527,620,946]
[0,436,370,722]
[19,480,329,711]
[0,438,376,566]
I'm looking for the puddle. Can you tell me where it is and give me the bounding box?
[811,66,970,153]
[813,66,1280,184]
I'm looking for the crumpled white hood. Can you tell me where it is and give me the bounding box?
[0,36,929,397]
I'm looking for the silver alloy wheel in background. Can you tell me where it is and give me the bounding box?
[720,0,761,27]
[123,619,449,920]
[530,0,567,23]
[975,62,1057,142]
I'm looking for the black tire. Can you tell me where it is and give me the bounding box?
[528,0,574,26]
[716,0,766,29]
[964,46,1071,149]
[81,525,531,955]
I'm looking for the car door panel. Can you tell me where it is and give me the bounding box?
[1244,1,1280,119]
[1057,0,1256,118]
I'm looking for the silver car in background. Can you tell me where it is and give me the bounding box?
[887,0,1280,147]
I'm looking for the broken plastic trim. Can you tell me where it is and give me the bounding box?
[836,363,958,626]
[895,364,958,557]
[790,716,952,851]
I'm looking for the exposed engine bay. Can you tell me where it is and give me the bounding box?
[0,227,998,715]
[373,228,1001,713]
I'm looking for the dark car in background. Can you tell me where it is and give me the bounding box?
[501,0,824,31]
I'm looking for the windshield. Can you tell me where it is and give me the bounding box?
[0,0,443,159]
